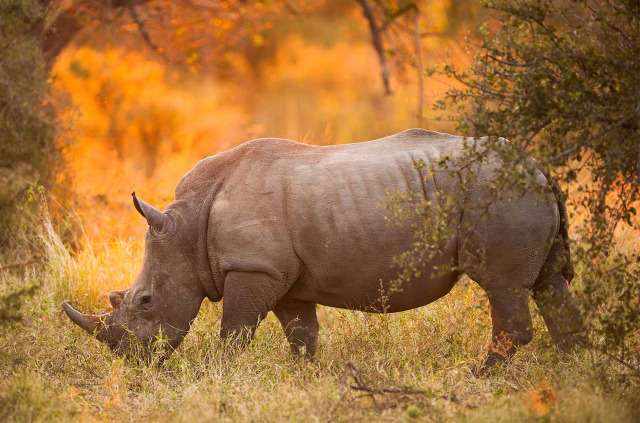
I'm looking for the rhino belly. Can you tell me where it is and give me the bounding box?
[284,149,460,312]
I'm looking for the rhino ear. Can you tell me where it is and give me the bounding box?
[131,192,175,233]
[108,290,126,309]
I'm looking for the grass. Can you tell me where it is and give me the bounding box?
[1,212,639,422]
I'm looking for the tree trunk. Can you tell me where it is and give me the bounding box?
[32,1,83,69]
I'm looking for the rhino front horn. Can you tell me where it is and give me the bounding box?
[131,192,174,233]
[62,301,103,336]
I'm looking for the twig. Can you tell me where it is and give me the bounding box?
[636,148,640,185]
[487,53,533,68]
[188,0,219,9]
[350,384,435,395]
[346,362,460,402]
[281,0,299,16]
[129,4,164,58]
[327,389,349,417]
[550,104,640,162]
[356,0,392,95]
[412,6,423,127]
[380,2,418,31]
[587,342,640,377]
[0,258,38,272]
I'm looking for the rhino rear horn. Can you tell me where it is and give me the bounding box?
[62,301,104,336]
[131,192,174,233]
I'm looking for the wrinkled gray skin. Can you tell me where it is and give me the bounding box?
[63,129,582,371]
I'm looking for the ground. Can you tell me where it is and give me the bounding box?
[1,224,639,422]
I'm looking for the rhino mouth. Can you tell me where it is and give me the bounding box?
[62,301,175,361]
[62,301,109,336]
[62,301,127,348]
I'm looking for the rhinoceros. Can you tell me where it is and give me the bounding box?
[63,129,582,371]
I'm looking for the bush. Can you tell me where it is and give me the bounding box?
[0,0,62,248]
[429,0,640,380]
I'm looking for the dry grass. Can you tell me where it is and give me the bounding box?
[1,211,639,422]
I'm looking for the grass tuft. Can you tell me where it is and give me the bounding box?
[1,207,639,422]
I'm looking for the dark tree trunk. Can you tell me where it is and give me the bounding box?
[30,1,83,69]
[32,0,147,69]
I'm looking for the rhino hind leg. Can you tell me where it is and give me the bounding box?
[475,288,534,374]
[273,299,319,357]
[532,242,583,352]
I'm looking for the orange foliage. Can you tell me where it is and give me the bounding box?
[52,7,464,252]
[524,382,558,417]
[54,47,251,241]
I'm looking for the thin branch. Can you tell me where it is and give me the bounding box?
[393,22,456,39]
[356,0,392,95]
[413,6,423,127]
[129,4,163,57]
[187,0,219,9]
[550,103,640,162]
[346,362,460,402]
[549,143,584,162]
[350,385,434,395]
[522,118,552,150]
[381,2,418,31]
[487,53,533,68]
[584,2,632,45]
[636,147,640,185]
[280,0,299,16]
[587,341,640,377]
[0,258,38,272]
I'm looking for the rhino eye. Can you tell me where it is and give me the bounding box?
[140,294,152,305]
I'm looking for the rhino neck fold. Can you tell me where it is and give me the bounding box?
[194,189,223,302]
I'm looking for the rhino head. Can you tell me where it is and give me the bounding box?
[62,193,205,358]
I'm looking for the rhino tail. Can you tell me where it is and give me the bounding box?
[545,171,574,283]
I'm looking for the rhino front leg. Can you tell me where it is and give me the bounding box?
[220,271,279,348]
[273,299,319,357]
[478,289,534,374]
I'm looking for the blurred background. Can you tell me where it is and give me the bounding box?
[18,0,478,244]
[2,4,639,419]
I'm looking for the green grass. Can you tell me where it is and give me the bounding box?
[1,220,639,422]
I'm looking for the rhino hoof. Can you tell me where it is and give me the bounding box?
[472,352,508,377]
